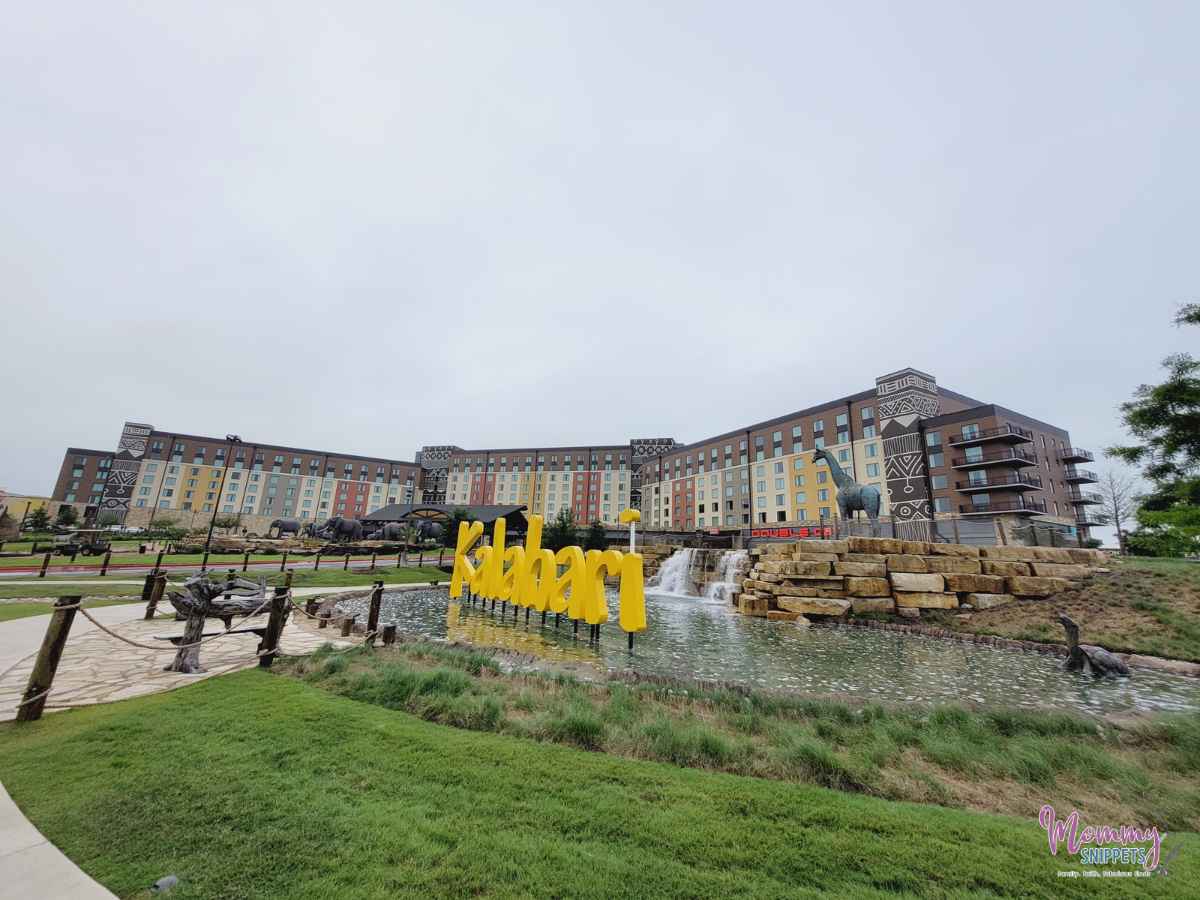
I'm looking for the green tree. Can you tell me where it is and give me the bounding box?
[149,515,187,544]
[213,514,240,533]
[1108,304,1200,556]
[54,505,77,527]
[441,507,470,547]
[96,510,119,527]
[544,508,579,552]
[27,507,51,531]
[584,521,608,551]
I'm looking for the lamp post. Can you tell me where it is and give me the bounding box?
[204,435,241,554]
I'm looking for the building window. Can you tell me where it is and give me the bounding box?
[866,463,879,478]
[933,497,951,513]
[928,452,944,468]
[931,475,948,489]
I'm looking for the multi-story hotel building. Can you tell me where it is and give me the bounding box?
[45,368,1101,539]
[50,425,422,534]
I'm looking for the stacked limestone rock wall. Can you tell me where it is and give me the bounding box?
[639,545,676,582]
[733,537,1107,622]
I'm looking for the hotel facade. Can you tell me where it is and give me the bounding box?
[45,368,1101,540]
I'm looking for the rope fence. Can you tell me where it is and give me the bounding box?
[5,573,375,721]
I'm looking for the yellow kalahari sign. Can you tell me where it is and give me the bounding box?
[449,514,646,634]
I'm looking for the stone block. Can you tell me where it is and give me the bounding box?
[897,539,932,555]
[894,591,959,609]
[758,560,786,575]
[815,588,848,599]
[777,596,851,616]
[851,597,895,614]
[797,539,849,554]
[793,552,839,564]
[767,610,807,622]
[1006,576,1071,597]
[923,556,982,574]
[776,577,843,596]
[967,592,1015,610]
[845,576,892,597]
[943,573,1007,594]
[1031,547,1077,563]
[755,573,782,584]
[843,552,888,564]
[1066,548,1106,565]
[927,542,981,558]
[848,536,905,555]
[834,561,887,577]
[897,607,921,619]
[791,560,834,576]
[886,554,929,573]
[890,572,945,592]
[1030,562,1089,579]
[981,560,1032,577]
[980,546,1037,561]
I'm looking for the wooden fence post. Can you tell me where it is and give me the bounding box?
[366,581,383,647]
[153,549,164,574]
[284,569,294,590]
[343,554,350,571]
[99,550,112,577]
[143,573,167,620]
[39,552,51,579]
[318,610,330,629]
[305,598,320,617]
[243,551,250,572]
[16,596,81,722]
[200,551,210,573]
[382,624,397,646]
[370,552,377,571]
[280,550,288,572]
[258,587,290,669]
[314,552,322,571]
[139,571,156,609]
[419,549,425,567]
[340,616,354,637]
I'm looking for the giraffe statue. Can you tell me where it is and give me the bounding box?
[811,448,881,530]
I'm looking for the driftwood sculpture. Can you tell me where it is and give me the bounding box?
[1059,614,1131,678]
[164,574,270,674]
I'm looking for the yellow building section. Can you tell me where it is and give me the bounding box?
[653,435,889,528]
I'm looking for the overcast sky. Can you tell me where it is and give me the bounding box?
[3,3,1196,537]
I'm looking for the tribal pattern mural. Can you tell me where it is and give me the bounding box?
[98,421,153,519]
[875,370,939,540]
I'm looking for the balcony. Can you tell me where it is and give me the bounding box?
[955,473,1043,493]
[1063,468,1098,483]
[947,424,1034,447]
[1075,511,1106,528]
[951,448,1038,469]
[958,498,1048,516]
[1060,447,1095,463]
[1066,490,1103,505]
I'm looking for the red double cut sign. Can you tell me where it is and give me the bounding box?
[749,526,833,539]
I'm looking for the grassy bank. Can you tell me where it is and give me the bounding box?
[266,566,447,589]
[282,641,1200,831]
[1,671,1192,898]
[0,583,149,601]
[922,557,1200,662]
[0,598,140,622]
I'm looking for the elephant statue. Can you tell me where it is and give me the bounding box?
[316,516,364,543]
[301,522,321,538]
[269,517,302,538]
[370,522,407,542]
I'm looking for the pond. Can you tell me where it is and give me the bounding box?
[334,588,1200,717]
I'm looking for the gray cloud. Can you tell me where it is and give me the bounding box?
[3,3,1196,548]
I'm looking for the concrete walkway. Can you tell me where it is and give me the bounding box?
[0,782,116,898]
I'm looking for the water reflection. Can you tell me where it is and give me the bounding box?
[335,589,1200,717]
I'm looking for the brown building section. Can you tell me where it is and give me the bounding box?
[51,449,113,508]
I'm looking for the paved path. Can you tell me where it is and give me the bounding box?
[0,781,116,899]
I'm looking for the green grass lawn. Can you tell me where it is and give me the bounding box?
[0,597,139,622]
[1,671,1191,899]
[283,642,1200,830]
[0,550,436,570]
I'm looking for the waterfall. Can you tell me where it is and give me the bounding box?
[703,550,748,603]
[649,548,696,595]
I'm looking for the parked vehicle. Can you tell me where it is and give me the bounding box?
[53,529,112,556]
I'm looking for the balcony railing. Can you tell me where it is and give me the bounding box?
[947,424,1034,446]
[951,448,1038,468]
[954,473,1043,492]
[1075,511,1106,528]
[958,498,1047,515]
[1063,468,1098,483]
[1066,490,1103,505]
[1059,447,1095,463]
